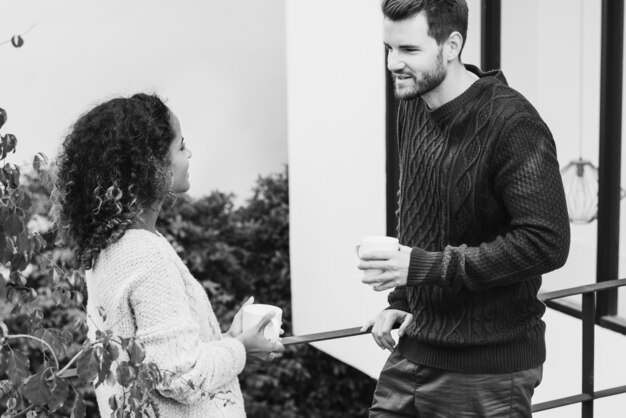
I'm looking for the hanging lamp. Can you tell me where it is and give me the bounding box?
[561,159,599,224]
[560,1,625,224]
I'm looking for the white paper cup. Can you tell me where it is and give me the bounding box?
[357,236,399,278]
[242,304,282,342]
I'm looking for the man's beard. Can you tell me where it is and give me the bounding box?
[394,50,446,101]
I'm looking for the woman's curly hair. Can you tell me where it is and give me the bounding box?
[52,93,175,269]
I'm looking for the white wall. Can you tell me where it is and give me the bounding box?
[0,0,287,203]
[287,0,390,375]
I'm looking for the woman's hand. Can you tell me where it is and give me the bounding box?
[236,311,285,362]
[224,296,254,338]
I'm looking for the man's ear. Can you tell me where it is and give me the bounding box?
[444,31,464,62]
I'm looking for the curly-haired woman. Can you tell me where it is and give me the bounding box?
[52,93,283,417]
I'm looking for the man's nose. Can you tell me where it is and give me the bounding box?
[387,50,405,72]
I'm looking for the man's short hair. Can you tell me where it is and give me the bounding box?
[382,0,468,51]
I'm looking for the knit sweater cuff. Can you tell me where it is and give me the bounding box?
[215,337,246,376]
[407,247,443,287]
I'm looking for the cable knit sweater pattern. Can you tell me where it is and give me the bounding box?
[85,229,246,417]
[390,65,571,373]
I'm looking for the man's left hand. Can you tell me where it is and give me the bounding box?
[358,245,412,291]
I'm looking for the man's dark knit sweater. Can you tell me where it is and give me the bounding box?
[390,65,571,374]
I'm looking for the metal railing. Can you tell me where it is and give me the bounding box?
[283,278,626,418]
[532,279,626,416]
[52,279,626,416]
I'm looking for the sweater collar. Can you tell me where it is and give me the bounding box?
[427,64,508,121]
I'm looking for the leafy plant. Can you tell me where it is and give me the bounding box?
[0,106,165,418]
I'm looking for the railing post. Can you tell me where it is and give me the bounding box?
[596,0,623,317]
[385,56,399,237]
[581,292,595,417]
[481,0,501,71]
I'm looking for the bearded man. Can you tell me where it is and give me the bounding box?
[358,1,571,416]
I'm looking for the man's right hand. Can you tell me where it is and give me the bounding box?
[361,309,413,351]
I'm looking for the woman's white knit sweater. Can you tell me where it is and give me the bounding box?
[85,229,247,417]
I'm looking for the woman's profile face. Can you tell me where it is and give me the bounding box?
[167,111,192,193]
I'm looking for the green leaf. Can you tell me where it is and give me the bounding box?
[3,134,17,155]
[32,233,47,253]
[108,394,118,411]
[7,349,30,384]
[6,396,17,410]
[0,163,19,189]
[9,271,24,287]
[10,252,28,272]
[116,361,136,387]
[11,165,19,188]
[95,346,112,388]
[33,328,66,358]
[10,302,23,316]
[16,232,29,253]
[28,309,44,331]
[61,329,73,346]
[33,155,41,173]
[76,348,98,383]
[106,342,120,361]
[97,306,107,322]
[0,237,6,264]
[0,108,6,130]
[5,237,15,255]
[129,340,146,365]
[6,287,20,304]
[4,213,22,235]
[0,350,8,375]
[120,337,131,352]
[11,187,32,213]
[70,393,86,418]
[47,375,70,412]
[23,367,53,406]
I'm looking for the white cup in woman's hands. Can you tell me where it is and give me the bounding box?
[237,310,285,361]
[242,304,283,342]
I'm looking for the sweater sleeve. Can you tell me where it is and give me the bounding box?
[387,285,411,312]
[128,249,246,405]
[406,116,570,291]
